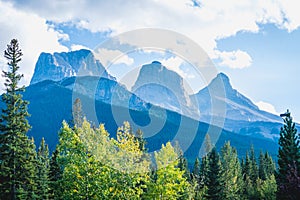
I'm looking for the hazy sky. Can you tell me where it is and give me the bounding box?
[0,0,299,121]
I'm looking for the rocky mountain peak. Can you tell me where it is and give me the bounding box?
[207,72,232,93]
[30,49,114,85]
[132,61,183,91]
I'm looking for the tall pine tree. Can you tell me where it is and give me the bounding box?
[220,142,243,199]
[48,148,62,199]
[36,138,50,199]
[242,147,260,199]
[206,147,223,200]
[0,39,37,199]
[277,110,300,199]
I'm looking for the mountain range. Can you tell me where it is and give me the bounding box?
[0,49,289,163]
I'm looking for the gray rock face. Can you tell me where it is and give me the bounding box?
[30,49,114,85]
[132,63,282,140]
[194,73,281,123]
[132,61,198,118]
[60,76,150,112]
[132,62,281,124]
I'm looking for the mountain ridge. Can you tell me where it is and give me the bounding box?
[194,72,281,123]
[28,49,284,142]
[30,49,114,85]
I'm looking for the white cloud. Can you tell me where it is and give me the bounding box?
[94,48,134,66]
[277,0,300,31]
[217,50,253,69]
[256,101,279,115]
[71,44,90,51]
[0,56,7,92]
[161,56,195,79]
[0,1,67,90]
[2,0,300,81]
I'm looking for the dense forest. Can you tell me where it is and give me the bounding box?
[0,40,299,200]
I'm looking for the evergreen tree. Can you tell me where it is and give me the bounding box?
[256,174,277,200]
[174,141,190,181]
[0,39,37,199]
[48,148,62,199]
[259,150,267,180]
[277,110,300,199]
[256,151,277,200]
[196,156,209,199]
[220,142,243,199]
[243,148,261,199]
[259,151,276,181]
[194,134,213,199]
[206,147,223,200]
[192,158,200,180]
[191,158,206,200]
[264,152,275,179]
[249,145,259,183]
[36,138,50,199]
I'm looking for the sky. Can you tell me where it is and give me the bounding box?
[0,0,300,121]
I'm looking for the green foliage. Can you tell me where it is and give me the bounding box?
[256,175,277,200]
[175,141,190,181]
[48,148,62,199]
[242,147,260,199]
[249,145,259,183]
[259,151,276,181]
[220,142,243,199]
[191,158,208,199]
[52,120,151,199]
[56,121,104,199]
[192,158,200,178]
[109,121,150,199]
[206,147,223,200]
[36,138,50,199]
[0,39,30,134]
[241,149,277,200]
[191,133,212,199]
[277,110,300,198]
[147,142,191,200]
[0,39,38,199]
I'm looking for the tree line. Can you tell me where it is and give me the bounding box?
[0,39,299,199]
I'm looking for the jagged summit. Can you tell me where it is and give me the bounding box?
[132,61,197,117]
[206,72,232,92]
[194,72,280,124]
[151,61,161,65]
[30,49,114,85]
[132,61,182,91]
[215,72,230,85]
